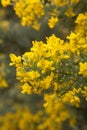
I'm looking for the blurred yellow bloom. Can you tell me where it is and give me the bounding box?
[79,62,87,77]
[65,7,75,17]
[48,17,58,28]
[1,0,11,7]
[0,76,8,88]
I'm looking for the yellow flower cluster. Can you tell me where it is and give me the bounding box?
[9,34,71,95]
[1,0,11,7]
[14,0,44,30]
[48,16,58,28]
[1,0,44,30]
[1,0,80,29]
[62,88,81,107]
[9,10,87,109]
[65,7,75,17]
[0,104,77,130]
[42,93,76,130]
[0,76,8,88]
[79,62,87,77]
[75,13,87,36]
[9,14,87,106]
[0,107,42,130]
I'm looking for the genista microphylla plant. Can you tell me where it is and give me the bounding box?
[1,0,87,130]
[9,11,87,130]
[9,19,87,107]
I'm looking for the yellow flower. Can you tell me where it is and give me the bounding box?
[21,83,32,94]
[37,59,54,73]
[1,0,11,7]
[41,72,54,89]
[65,7,75,17]
[32,21,40,30]
[9,53,21,66]
[62,88,80,107]
[13,0,44,27]
[0,76,8,88]
[24,71,40,80]
[53,0,68,6]
[48,17,58,28]
[79,62,87,77]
